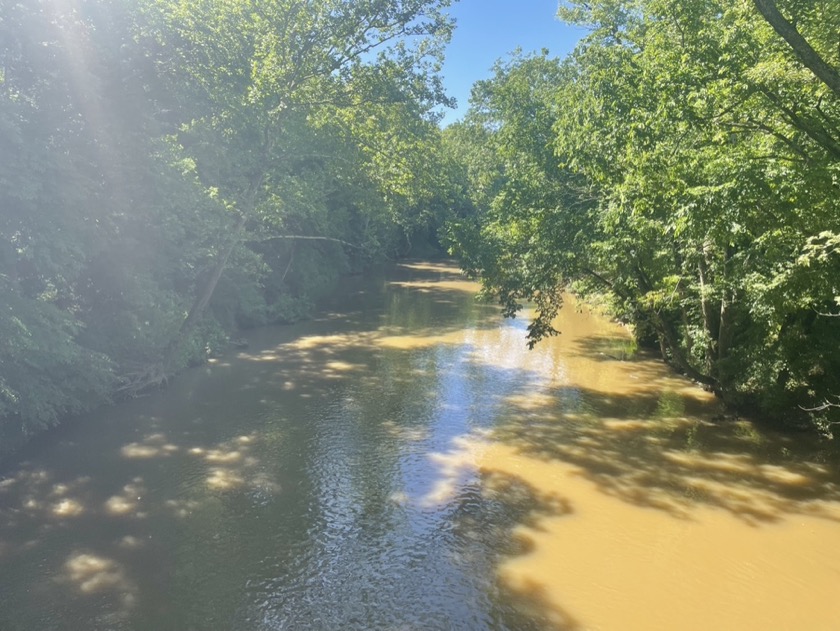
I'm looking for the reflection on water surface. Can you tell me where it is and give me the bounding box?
[1,261,839,630]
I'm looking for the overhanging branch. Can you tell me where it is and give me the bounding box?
[249,234,366,250]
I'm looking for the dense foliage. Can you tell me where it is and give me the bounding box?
[446,0,840,432]
[0,0,455,448]
[3,0,838,449]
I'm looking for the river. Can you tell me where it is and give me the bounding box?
[1,261,839,630]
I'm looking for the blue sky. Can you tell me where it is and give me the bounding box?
[437,0,587,126]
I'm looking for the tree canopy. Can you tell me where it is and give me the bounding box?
[445,0,840,432]
[0,0,455,449]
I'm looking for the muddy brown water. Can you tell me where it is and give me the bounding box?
[1,261,839,630]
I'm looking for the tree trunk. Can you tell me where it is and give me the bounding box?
[164,213,247,371]
[752,0,840,99]
[681,306,695,360]
[718,293,734,361]
[697,252,718,374]
[711,244,738,394]
[653,309,718,388]
[634,263,717,388]
[164,173,264,370]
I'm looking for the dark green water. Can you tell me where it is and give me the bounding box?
[2,262,839,631]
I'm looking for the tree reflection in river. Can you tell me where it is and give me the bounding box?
[0,261,839,630]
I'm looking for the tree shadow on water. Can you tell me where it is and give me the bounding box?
[439,357,840,629]
[448,468,582,630]
[491,383,840,526]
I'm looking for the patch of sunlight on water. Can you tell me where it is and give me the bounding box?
[51,498,85,517]
[376,329,475,350]
[388,279,480,293]
[397,261,465,275]
[63,551,137,608]
[104,478,146,517]
[117,535,144,550]
[120,432,179,459]
[205,467,245,490]
[421,435,487,508]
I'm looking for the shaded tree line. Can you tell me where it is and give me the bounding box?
[444,0,840,433]
[0,0,460,448]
